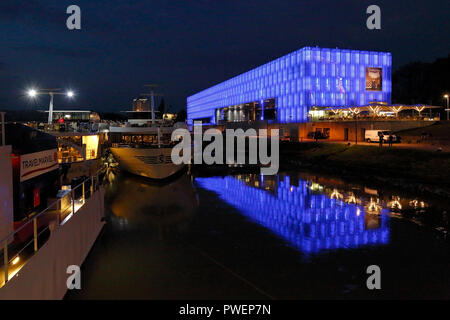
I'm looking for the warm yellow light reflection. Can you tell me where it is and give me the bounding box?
[366,197,382,214]
[346,192,357,204]
[308,182,323,192]
[409,199,426,209]
[12,256,20,265]
[388,196,402,210]
[330,189,343,200]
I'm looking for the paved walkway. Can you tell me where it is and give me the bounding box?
[302,139,450,152]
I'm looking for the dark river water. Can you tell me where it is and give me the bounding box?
[66,169,450,299]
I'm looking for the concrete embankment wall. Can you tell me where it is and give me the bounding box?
[202,120,435,142]
[0,188,105,300]
[274,120,436,142]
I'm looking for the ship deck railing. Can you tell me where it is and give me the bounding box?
[0,170,104,288]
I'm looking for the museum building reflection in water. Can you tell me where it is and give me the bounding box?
[195,174,390,254]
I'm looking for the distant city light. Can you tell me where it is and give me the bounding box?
[67,90,74,98]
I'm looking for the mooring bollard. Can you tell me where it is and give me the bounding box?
[33,218,38,252]
[71,188,75,214]
[3,241,8,283]
[82,181,85,203]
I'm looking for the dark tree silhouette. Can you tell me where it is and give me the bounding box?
[158,98,166,116]
[176,109,187,122]
[2,110,46,122]
[98,112,127,121]
[393,54,450,108]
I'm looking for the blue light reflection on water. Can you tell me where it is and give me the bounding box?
[195,175,390,255]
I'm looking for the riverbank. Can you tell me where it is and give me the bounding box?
[281,142,450,197]
[395,121,450,149]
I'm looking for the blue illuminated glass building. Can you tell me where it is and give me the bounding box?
[187,46,392,124]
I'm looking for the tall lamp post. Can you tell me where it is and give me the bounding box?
[27,88,75,124]
[444,94,449,121]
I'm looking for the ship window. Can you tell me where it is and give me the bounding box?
[143,135,156,144]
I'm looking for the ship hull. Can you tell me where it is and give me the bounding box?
[110,147,185,180]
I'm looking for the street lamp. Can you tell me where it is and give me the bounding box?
[444,94,449,121]
[27,89,37,98]
[26,88,75,124]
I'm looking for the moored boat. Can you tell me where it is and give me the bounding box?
[109,85,187,180]
[109,125,186,179]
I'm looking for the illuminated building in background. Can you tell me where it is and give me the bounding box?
[42,110,99,123]
[187,47,392,124]
[132,97,150,112]
[195,175,389,255]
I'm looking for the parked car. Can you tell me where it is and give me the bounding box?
[307,131,329,139]
[365,130,400,143]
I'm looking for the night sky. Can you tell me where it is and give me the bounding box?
[0,0,448,112]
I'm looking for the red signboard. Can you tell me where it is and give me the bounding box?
[20,149,58,182]
[33,188,40,207]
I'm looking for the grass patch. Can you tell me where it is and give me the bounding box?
[396,121,450,138]
[281,142,450,183]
